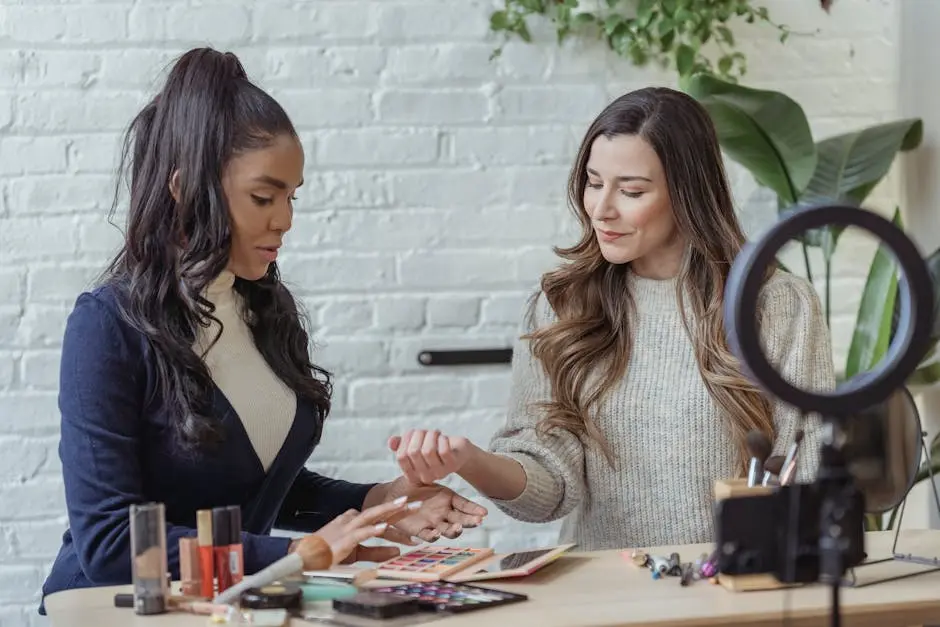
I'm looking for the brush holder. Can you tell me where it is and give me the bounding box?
[712,478,799,592]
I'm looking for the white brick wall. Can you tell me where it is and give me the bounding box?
[0,0,902,619]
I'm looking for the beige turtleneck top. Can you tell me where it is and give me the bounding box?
[193,270,297,471]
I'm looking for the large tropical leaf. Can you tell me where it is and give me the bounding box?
[684,72,817,205]
[802,119,923,206]
[798,119,923,257]
[844,208,903,379]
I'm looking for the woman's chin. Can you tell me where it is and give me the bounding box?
[231,264,270,282]
[597,242,634,265]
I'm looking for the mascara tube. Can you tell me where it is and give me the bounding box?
[212,507,233,593]
[226,505,244,585]
[129,502,169,615]
[196,510,215,598]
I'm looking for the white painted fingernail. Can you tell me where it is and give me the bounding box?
[375,522,388,531]
[393,495,407,505]
[406,501,422,510]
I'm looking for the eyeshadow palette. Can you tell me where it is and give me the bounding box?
[374,546,495,582]
[370,581,528,614]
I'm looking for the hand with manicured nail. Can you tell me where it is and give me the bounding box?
[291,496,415,565]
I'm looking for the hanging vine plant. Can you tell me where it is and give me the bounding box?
[488,0,801,83]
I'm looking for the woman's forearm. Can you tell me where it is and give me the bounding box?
[458,445,529,501]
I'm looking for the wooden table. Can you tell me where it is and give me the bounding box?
[44,530,940,627]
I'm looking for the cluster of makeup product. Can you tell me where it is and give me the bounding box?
[628,549,719,585]
[126,501,299,625]
[122,503,573,624]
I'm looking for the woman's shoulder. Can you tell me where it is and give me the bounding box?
[69,281,126,321]
[756,268,824,320]
[754,269,832,354]
[65,282,144,354]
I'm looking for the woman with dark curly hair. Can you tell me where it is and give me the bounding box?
[39,47,485,613]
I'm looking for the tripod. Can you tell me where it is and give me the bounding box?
[812,428,859,627]
[817,460,852,626]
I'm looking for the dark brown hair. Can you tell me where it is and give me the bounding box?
[527,86,774,473]
[102,48,330,450]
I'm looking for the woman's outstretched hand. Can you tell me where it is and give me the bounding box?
[290,496,417,566]
[388,429,476,485]
[387,429,530,509]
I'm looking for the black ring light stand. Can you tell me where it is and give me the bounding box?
[722,204,934,627]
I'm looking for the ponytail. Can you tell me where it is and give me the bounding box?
[101,48,329,451]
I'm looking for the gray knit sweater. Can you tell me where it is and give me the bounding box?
[487,269,835,551]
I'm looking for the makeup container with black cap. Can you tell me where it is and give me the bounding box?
[129,502,169,615]
[212,507,234,593]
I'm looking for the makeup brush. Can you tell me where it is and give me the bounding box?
[762,455,785,486]
[778,429,804,486]
[745,430,772,487]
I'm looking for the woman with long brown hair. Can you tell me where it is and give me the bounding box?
[388,86,834,550]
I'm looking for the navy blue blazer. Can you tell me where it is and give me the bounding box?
[39,284,375,614]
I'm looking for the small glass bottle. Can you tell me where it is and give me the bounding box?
[129,502,169,615]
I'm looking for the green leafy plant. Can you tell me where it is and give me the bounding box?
[683,72,940,531]
[488,0,798,82]
[684,72,925,333]
[852,212,940,531]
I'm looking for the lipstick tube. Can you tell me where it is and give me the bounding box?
[212,507,233,594]
[226,505,244,585]
[196,510,215,598]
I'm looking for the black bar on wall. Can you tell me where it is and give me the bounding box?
[417,349,513,366]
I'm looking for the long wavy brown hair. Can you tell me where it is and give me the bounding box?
[527,87,775,474]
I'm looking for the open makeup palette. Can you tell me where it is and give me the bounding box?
[372,543,575,583]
